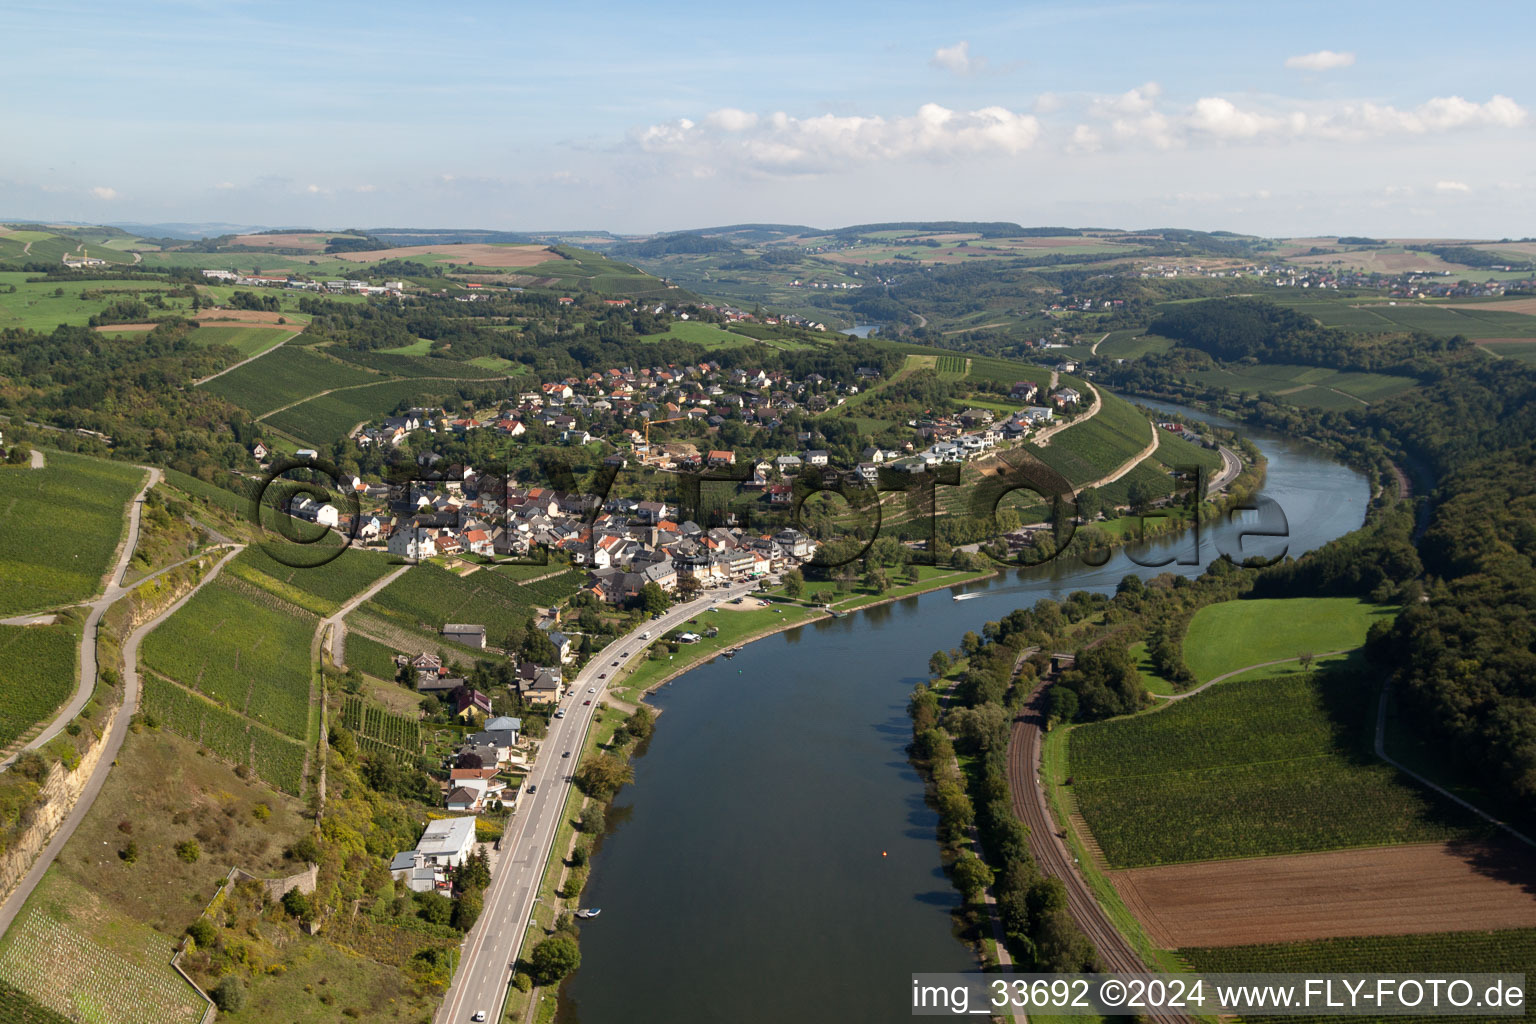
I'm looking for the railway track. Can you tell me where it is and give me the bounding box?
[1007,681,1197,1024]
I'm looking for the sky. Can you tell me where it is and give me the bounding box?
[3,0,1534,238]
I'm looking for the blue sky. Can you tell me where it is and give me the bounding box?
[3,0,1533,236]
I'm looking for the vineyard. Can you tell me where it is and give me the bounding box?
[140,574,317,740]
[198,346,376,417]
[965,355,1051,387]
[364,562,581,641]
[0,451,144,616]
[0,911,205,1024]
[1183,929,1536,1024]
[1068,673,1479,866]
[934,354,969,378]
[264,378,472,443]
[229,545,399,616]
[341,697,420,763]
[0,623,78,748]
[1028,387,1154,487]
[344,632,401,680]
[142,674,306,794]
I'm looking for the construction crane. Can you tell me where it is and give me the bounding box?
[640,415,687,465]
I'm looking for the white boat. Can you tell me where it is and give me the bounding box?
[575,908,602,919]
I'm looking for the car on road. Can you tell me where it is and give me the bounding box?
[563,751,571,758]
[612,661,619,666]
[620,650,628,656]
[583,699,592,705]
[554,710,565,719]
[528,784,537,793]
[598,673,606,679]
[473,1011,486,1021]
[588,686,596,693]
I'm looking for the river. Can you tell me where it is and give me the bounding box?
[557,406,1369,1024]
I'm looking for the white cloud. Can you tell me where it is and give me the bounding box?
[1072,87,1527,150]
[1436,180,1471,192]
[931,41,984,76]
[1285,50,1356,71]
[90,186,117,200]
[636,102,1040,175]
[214,181,236,190]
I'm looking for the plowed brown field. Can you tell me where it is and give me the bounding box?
[1112,840,1536,948]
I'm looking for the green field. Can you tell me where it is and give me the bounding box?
[1068,672,1477,867]
[0,452,144,615]
[1183,929,1536,1024]
[0,273,195,331]
[1097,330,1176,360]
[965,354,1053,387]
[362,562,580,643]
[198,346,378,417]
[1190,362,1417,407]
[1480,339,1536,365]
[1183,597,1395,683]
[188,324,295,358]
[140,574,317,740]
[343,632,401,680]
[0,623,78,748]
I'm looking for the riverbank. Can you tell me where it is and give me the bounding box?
[608,566,1001,705]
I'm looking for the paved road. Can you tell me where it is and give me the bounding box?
[28,448,43,469]
[1,467,161,769]
[1210,445,1242,493]
[0,545,244,938]
[433,580,760,1024]
[1007,682,1194,1024]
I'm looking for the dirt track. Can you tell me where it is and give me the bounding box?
[1111,840,1536,948]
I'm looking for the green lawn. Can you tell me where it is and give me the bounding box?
[0,451,145,615]
[606,602,820,703]
[1183,597,1396,682]
[0,273,195,331]
[1068,672,1482,867]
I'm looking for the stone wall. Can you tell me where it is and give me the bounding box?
[0,728,109,904]
[232,861,318,902]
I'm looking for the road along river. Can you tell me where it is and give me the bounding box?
[556,406,1369,1024]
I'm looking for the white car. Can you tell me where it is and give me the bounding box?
[588,686,596,693]
[472,1013,486,1022]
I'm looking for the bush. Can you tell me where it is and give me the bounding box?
[119,841,138,864]
[176,839,201,863]
[187,918,218,949]
[282,887,313,923]
[212,975,247,1012]
[513,971,533,992]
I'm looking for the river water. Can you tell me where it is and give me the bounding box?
[557,406,1368,1024]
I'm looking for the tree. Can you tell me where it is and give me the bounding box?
[6,441,31,465]
[928,649,951,679]
[212,976,247,1013]
[782,569,805,598]
[415,890,453,926]
[282,887,313,923]
[576,752,634,798]
[1127,478,1156,513]
[625,706,655,741]
[951,852,994,903]
[639,582,669,615]
[1298,650,1315,673]
[1045,685,1079,728]
[580,804,606,835]
[456,850,491,891]
[451,889,482,931]
[863,567,890,594]
[528,935,581,984]
[677,576,702,598]
[1076,486,1102,522]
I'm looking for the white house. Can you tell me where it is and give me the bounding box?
[388,526,438,560]
[414,816,477,867]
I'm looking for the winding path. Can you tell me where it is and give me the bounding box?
[1149,649,1353,707]
[0,545,244,938]
[323,563,413,669]
[191,328,303,386]
[1073,415,1159,496]
[1089,331,1110,356]
[0,467,161,768]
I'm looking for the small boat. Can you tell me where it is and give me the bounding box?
[575,908,602,919]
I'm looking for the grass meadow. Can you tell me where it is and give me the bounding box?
[1183,596,1395,682]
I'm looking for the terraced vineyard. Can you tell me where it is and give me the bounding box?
[140,574,317,740]
[0,623,78,748]
[198,346,377,417]
[142,674,306,794]
[364,563,581,642]
[1068,672,1478,866]
[345,632,402,680]
[965,355,1051,387]
[0,452,144,616]
[229,545,398,615]
[1028,386,1153,486]
[0,910,205,1024]
[934,354,969,377]
[341,697,420,763]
